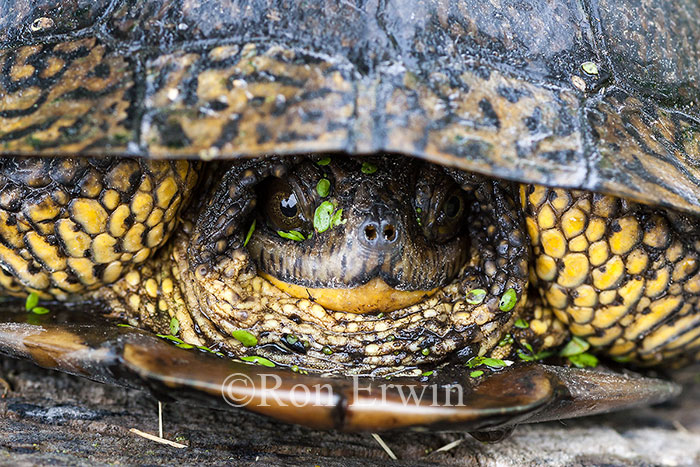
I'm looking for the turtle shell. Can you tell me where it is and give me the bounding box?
[0,0,699,214]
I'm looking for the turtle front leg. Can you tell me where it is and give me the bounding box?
[0,157,198,300]
[522,185,700,366]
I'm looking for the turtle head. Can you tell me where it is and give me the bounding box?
[184,154,530,373]
[245,156,470,314]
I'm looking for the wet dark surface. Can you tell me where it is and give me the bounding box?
[0,357,698,466]
[4,0,699,102]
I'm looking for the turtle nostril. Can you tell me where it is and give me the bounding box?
[383,225,396,242]
[364,225,377,241]
[362,220,398,246]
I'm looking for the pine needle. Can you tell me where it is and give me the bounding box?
[371,433,397,460]
[129,428,187,449]
[158,401,164,439]
[430,438,463,455]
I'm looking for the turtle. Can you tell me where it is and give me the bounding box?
[0,0,697,438]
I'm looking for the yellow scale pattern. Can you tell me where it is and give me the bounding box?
[523,185,700,365]
[0,158,197,299]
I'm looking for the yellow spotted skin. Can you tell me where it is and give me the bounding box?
[524,185,700,365]
[0,155,697,370]
[0,158,198,299]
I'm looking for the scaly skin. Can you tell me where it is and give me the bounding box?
[0,155,697,374]
[98,155,535,375]
[523,185,700,366]
[0,157,198,299]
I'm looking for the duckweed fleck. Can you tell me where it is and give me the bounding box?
[499,289,517,311]
[314,201,335,233]
[241,356,276,367]
[278,230,305,241]
[581,61,599,75]
[244,219,256,247]
[285,334,299,345]
[568,352,598,368]
[361,162,377,174]
[316,178,330,197]
[466,356,509,369]
[197,345,225,357]
[169,316,180,335]
[330,208,346,228]
[518,341,553,362]
[514,318,529,329]
[157,334,185,344]
[232,329,258,347]
[498,334,514,346]
[25,292,39,311]
[466,289,487,305]
[560,336,590,357]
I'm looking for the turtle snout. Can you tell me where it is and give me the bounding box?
[360,215,400,250]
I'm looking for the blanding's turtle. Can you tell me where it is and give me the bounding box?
[0,0,697,435]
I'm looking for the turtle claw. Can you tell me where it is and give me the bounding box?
[522,364,682,424]
[0,307,682,436]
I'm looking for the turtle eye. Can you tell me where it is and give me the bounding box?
[444,194,463,218]
[434,189,466,239]
[259,178,306,231]
[415,181,467,243]
[279,192,299,218]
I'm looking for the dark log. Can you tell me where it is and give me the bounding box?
[0,358,698,466]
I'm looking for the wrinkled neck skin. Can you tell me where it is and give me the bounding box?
[100,155,534,376]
